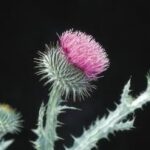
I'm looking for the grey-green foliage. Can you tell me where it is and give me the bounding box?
[33,44,94,150]
[1,40,150,150]
[32,85,78,150]
[65,77,150,150]
[33,44,150,150]
[33,73,150,150]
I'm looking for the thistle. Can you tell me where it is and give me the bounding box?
[1,29,150,150]
[36,30,109,100]
[33,29,109,150]
[0,104,22,134]
[0,104,22,150]
[33,29,150,150]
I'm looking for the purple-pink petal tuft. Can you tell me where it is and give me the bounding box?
[59,30,109,79]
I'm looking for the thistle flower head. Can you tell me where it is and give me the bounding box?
[36,30,109,101]
[59,30,109,79]
[0,103,22,135]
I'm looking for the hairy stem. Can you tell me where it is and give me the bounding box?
[45,84,61,150]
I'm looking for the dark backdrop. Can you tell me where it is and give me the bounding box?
[0,0,150,150]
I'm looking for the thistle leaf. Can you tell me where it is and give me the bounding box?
[65,76,150,150]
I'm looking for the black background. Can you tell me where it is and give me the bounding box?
[1,0,150,150]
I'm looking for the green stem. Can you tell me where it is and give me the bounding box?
[44,84,61,150]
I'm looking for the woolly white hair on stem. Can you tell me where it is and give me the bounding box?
[35,44,95,101]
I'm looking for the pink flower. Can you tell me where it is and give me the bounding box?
[59,30,109,79]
